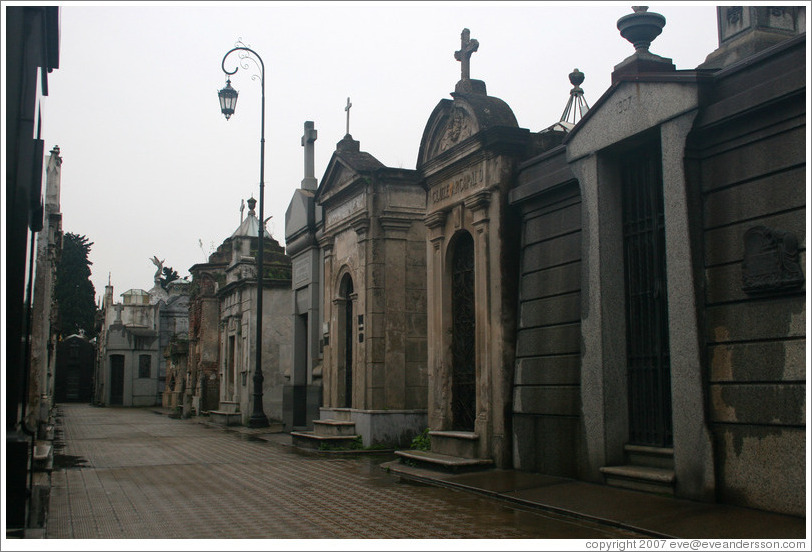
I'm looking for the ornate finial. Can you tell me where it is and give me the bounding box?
[617,5,666,53]
[454,28,479,81]
[51,145,60,155]
[560,69,590,124]
[344,97,352,137]
[569,68,585,88]
[247,196,257,215]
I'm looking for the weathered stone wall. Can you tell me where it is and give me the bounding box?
[510,147,581,475]
[690,36,806,516]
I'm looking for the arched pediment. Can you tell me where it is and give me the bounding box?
[417,92,519,167]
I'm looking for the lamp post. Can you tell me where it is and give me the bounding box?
[219,41,269,428]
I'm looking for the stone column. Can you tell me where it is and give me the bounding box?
[380,219,412,410]
[319,238,335,407]
[569,153,627,479]
[660,112,715,502]
[425,210,448,431]
[466,190,492,458]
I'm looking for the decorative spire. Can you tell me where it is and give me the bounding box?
[247,196,257,216]
[560,68,589,125]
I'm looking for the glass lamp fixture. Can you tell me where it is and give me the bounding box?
[218,78,238,120]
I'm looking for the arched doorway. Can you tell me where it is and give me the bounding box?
[450,231,475,431]
[338,273,354,409]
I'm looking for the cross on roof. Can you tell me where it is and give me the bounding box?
[344,97,352,136]
[454,28,479,81]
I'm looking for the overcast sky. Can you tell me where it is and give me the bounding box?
[31,1,723,303]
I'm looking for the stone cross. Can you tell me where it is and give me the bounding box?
[240,198,245,222]
[302,121,317,177]
[454,28,479,81]
[344,97,352,136]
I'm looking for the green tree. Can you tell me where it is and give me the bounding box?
[159,266,180,290]
[55,233,97,338]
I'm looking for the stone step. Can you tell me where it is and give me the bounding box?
[218,401,240,414]
[600,465,675,495]
[319,407,353,422]
[312,419,357,437]
[428,430,479,458]
[208,411,242,426]
[33,442,53,472]
[624,444,675,470]
[394,449,493,473]
[290,431,360,450]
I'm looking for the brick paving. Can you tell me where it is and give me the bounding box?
[47,404,638,540]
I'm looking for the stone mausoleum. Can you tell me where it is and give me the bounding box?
[385,7,805,519]
[290,119,429,449]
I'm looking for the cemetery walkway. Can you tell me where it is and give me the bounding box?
[46,404,639,540]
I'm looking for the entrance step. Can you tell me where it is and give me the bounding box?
[312,419,357,437]
[428,430,479,458]
[291,414,359,450]
[394,449,493,473]
[33,442,53,472]
[218,401,240,414]
[320,407,353,422]
[600,465,675,495]
[625,444,674,470]
[208,411,242,426]
[290,431,360,450]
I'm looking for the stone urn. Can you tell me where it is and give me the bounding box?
[617,6,666,52]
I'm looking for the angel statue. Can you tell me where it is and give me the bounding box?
[150,256,165,284]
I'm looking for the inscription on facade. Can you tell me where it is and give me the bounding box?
[292,256,311,288]
[430,165,486,206]
[326,193,365,227]
[616,95,633,114]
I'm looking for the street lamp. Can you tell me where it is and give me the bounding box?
[219,41,269,428]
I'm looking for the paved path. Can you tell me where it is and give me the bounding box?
[47,404,640,540]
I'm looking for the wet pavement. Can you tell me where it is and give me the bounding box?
[47,404,642,540]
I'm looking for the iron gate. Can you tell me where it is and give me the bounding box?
[451,232,476,431]
[621,142,673,447]
[343,277,354,409]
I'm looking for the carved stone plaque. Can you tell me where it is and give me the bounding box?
[741,226,804,294]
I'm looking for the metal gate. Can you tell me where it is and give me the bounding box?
[621,142,673,447]
[342,275,354,409]
[451,232,476,431]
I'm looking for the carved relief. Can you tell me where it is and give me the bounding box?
[741,226,804,294]
[726,6,743,25]
[439,107,474,152]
